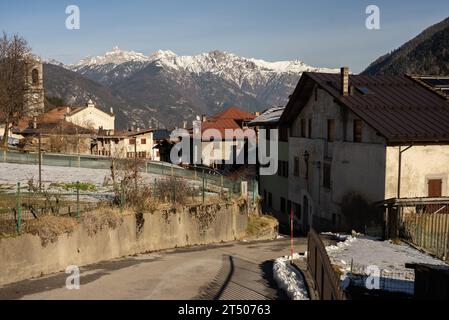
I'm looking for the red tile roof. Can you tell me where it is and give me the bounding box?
[281,72,449,144]
[200,107,256,140]
[210,107,256,121]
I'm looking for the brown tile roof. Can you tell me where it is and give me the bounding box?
[210,107,256,121]
[281,72,449,144]
[14,107,92,134]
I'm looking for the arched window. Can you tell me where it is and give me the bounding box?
[31,69,39,85]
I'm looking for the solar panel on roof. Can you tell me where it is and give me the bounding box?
[422,78,449,88]
[357,87,374,95]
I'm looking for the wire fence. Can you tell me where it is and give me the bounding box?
[0,176,258,236]
[0,149,257,193]
[0,182,99,235]
[344,261,415,297]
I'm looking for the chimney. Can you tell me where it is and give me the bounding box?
[66,106,71,114]
[255,112,260,117]
[183,121,187,129]
[340,67,349,96]
[202,115,207,123]
[32,117,37,129]
[110,107,114,115]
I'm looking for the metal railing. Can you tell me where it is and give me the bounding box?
[0,150,254,193]
[0,182,99,235]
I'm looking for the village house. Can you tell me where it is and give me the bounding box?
[279,67,449,232]
[63,99,115,131]
[13,111,93,154]
[248,107,292,227]
[11,99,116,154]
[93,129,156,160]
[196,107,257,170]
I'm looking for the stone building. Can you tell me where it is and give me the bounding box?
[279,67,449,232]
[23,57,45,117]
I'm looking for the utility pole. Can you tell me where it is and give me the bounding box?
[134,137,138,192]
[38,133,42,192]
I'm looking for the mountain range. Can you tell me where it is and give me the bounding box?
[44,48,338,129]
[363,16,449,76]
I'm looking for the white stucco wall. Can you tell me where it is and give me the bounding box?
[67,106,115,131]
[385,145,449,199]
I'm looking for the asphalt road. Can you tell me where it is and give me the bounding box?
[0,237,307,300]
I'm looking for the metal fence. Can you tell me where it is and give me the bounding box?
[307,229,347,300]
[0,182,99,235]
[344,262,415,297]
[0,149,257,194]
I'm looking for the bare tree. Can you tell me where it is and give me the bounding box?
[0,32,31,148]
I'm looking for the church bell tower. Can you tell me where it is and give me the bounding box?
[23,57,45,117]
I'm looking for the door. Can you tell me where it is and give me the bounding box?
[427,179,443,213]
[428,179,442,197]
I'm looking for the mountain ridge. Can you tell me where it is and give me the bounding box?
[44,48,339,129]
[363,16,449,75]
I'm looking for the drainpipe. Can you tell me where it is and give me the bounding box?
[397,144,413,199]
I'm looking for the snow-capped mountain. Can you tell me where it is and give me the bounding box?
[68,47,337,89]
[45,48,338,128]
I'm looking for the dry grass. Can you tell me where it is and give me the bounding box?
[246,214,278,237]
[81,207,123,237]
[23,215,78,246]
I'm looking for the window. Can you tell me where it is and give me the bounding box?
[323,163,332,189]
[327,119,335,142]
[129,138,136,145]
[280,126,289,142]
[300,119,306,138]
[31,69,39,85]
[308,119,312,138]
[353,120,363,143]
[294,157,300,177]
[281,197,286,213]
[278,161,289,178]
[141,139,147,145]
[268,193,273,208]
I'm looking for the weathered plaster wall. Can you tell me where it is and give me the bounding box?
[0,202,249,286]
[385,145,449,199]
[288,88,387,229]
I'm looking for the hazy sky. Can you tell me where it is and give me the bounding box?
[1,0,448,73]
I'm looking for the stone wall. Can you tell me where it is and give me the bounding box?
[0,201,249,286]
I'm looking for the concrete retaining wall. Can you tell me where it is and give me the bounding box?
[0,201,249,286]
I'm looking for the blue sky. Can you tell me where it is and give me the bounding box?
[0,0,448,73]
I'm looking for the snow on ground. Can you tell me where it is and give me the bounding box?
[0,162,115,186]
[0,162,187,187]
[325,233,447,295]
[273,254,310,300]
